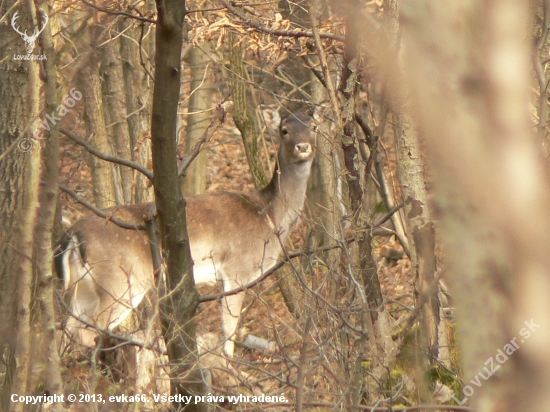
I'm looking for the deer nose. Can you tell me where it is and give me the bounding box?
[296,143,311,153]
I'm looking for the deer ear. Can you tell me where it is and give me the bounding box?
[258,105,282,140]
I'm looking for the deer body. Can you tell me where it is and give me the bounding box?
[59,114,316,356]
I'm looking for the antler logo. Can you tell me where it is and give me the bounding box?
[11,11,49,54]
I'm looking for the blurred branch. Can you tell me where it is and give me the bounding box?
[373,201,404,227]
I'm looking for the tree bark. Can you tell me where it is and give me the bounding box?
[118,15,162,398]
[101,24,134,204]
[0,3,41,409]
[152,1,204,410]
[120,17,155,203]
[394,112,447,400]
[229,32,269,189]
[30,3,63,408]
[182,41,214,196]
[78,24,117,208]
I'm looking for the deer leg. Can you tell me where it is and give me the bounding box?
[220,278,245,357]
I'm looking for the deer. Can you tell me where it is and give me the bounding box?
[58,113,316,357]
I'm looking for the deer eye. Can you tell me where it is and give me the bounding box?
[281,128,289,137]
[312,125,318,132]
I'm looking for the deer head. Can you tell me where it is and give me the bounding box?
[11,11,49,54]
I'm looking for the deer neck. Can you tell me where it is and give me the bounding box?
[260,158,312,239]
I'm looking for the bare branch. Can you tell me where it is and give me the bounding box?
[218,0,344,42]
[199,236,358,303]
[60,127,154,181]
[81,0,157,24]
[178,100,232,176]
[373,202,404,228]
[59,185,147,230]
[56,290,165,354]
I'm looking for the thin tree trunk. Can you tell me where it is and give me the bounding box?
[337,1,383,316]
[0,3,41,409]
[308,60,344,248]
[381,1,450,401]
[394,112,445,399]
[120,18,155,203]
[152,1,204,409]
[101,28,134,204]
[229,32,269,189]
[182,42,214,196]
[30,3,63,408]
[310,0,402,405]
[119,16,162,398]
[79,25,117,208]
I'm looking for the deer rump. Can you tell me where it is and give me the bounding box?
[57,113,316,356]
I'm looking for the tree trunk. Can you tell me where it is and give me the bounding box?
[399,0,537,409]
[120,17,155,203]
[118,16,162,398]
[229,32,269,189]
[394,113,447,399]
[101,24,134,205]
[182,42,214,196]
[152,1,204,410]
[433,184,511,408]
[78,25,117,208]
[308,83,344,248]
[376,1,450,401]
[0,3,41,409]
[30,3,63,408]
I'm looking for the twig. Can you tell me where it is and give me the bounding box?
[60,127,154,180]
[81,0,156,24]
[55,289,165,354]
[186,6,228,13]
[177,100,232,176]
[199,236,357,303]
[308,0,343,133]
[197,210,400,303]
[218,0,344,42]
[198,257,290,303]
[355,113,376,146]
[373,202,404,228]
[59,185,147,230]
